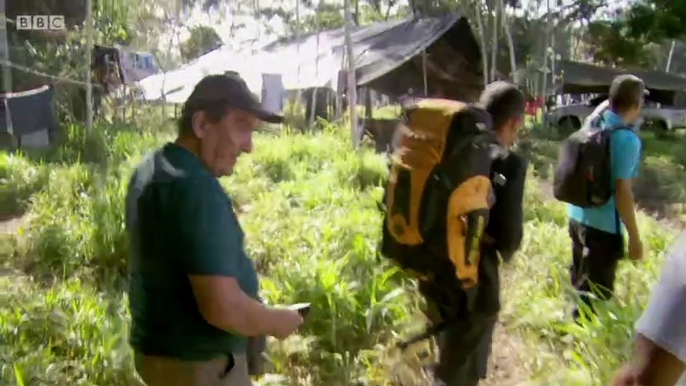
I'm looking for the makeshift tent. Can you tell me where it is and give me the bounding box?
[135,14,483,105]
[554,60,686,104]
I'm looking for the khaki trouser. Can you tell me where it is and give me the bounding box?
[134,352,253,386]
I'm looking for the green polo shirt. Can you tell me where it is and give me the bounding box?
[125,142,259,360]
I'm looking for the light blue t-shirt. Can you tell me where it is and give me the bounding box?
[567,110,642,234]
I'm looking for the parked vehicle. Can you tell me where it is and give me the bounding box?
[548,94,686,135]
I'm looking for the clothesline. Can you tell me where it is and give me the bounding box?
[0,84,51,99]
[1,60,104,89]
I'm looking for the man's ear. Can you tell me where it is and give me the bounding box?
[191,111,207,139]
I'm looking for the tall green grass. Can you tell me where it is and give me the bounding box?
[0,119,680,386]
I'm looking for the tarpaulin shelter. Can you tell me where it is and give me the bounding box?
[555,60,686,105]
[135,14,483,105]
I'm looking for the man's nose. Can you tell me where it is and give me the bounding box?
[241,135,254,154]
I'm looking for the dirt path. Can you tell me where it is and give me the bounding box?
[476,180,549,386]
[0,215,24,235]
[480,320,530,386]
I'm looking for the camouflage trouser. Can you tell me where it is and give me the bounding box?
[134,352,253,386]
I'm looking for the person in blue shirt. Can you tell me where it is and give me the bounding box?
[567,74,645,321]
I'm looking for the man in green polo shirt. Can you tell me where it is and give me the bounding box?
[125,73,303,386]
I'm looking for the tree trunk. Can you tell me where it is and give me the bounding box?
[540,0,552,126]
[490,0,499,82]
[344,0,358,148]
[384,2,393,20]
[473,1,489,87]
[353,0,360,26]
[85,0,93,133]
[1,0,12,94]
[501,0,516,79]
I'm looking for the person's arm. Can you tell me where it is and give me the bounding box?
[615,180,639,239]
[487,152,529,261]
[613,133,641,240]
[188,275,277,337]
[625,233,686,385]
[629,333,685,386]
[176,177,279,337]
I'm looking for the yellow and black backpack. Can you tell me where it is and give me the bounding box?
[379,98,507,326]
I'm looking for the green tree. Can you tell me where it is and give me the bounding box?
[581,0,686,70]
[179,26,223,62]
[624,0,686,41]
[584,19,656,67]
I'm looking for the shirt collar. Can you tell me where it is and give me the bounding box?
[601,110,625,129]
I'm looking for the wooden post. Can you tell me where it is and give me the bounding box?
[540,0,553,127]
[422,50,428,96]
[85,0,94,133]
[343,0,358,148]
[309,21,321,128]
[0,0,11,95]
[1,0,14,140]
[295,0,302,127]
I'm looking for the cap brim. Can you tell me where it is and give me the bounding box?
[254,109,285,124]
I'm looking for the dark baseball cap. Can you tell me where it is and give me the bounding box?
[184,72,284,124]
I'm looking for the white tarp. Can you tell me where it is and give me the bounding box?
[135,33,343,104]
[133,15,467,105]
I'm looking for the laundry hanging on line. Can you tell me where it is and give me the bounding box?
[1,85,59,142]
[119,51,157,83]
[261,73,285,114]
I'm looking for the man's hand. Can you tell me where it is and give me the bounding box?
[267,308,304,340]
[611,363,642,386]
[628,236,644,261]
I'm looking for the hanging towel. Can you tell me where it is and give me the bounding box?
[261,73,285,114]
[119,50,157,83]
[1,85,58,137]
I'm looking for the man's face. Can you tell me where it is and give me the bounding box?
[192,108,259,177]
[499,115,524,147]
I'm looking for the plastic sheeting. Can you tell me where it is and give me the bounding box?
[135,14,470,104]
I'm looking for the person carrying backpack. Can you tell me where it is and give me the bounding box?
[553,75,646,321]
[379,81,529,386]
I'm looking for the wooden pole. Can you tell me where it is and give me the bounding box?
[1,0,13,139]
[295,0,302,127]
[0,0,10,95]
[422,50,428,96]
[344,0,358,148]
[85,0,94,133]
[540,0,552,127]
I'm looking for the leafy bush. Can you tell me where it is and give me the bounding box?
[1,120,681,386]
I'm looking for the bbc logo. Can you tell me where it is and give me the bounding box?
[16,15,65,31]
